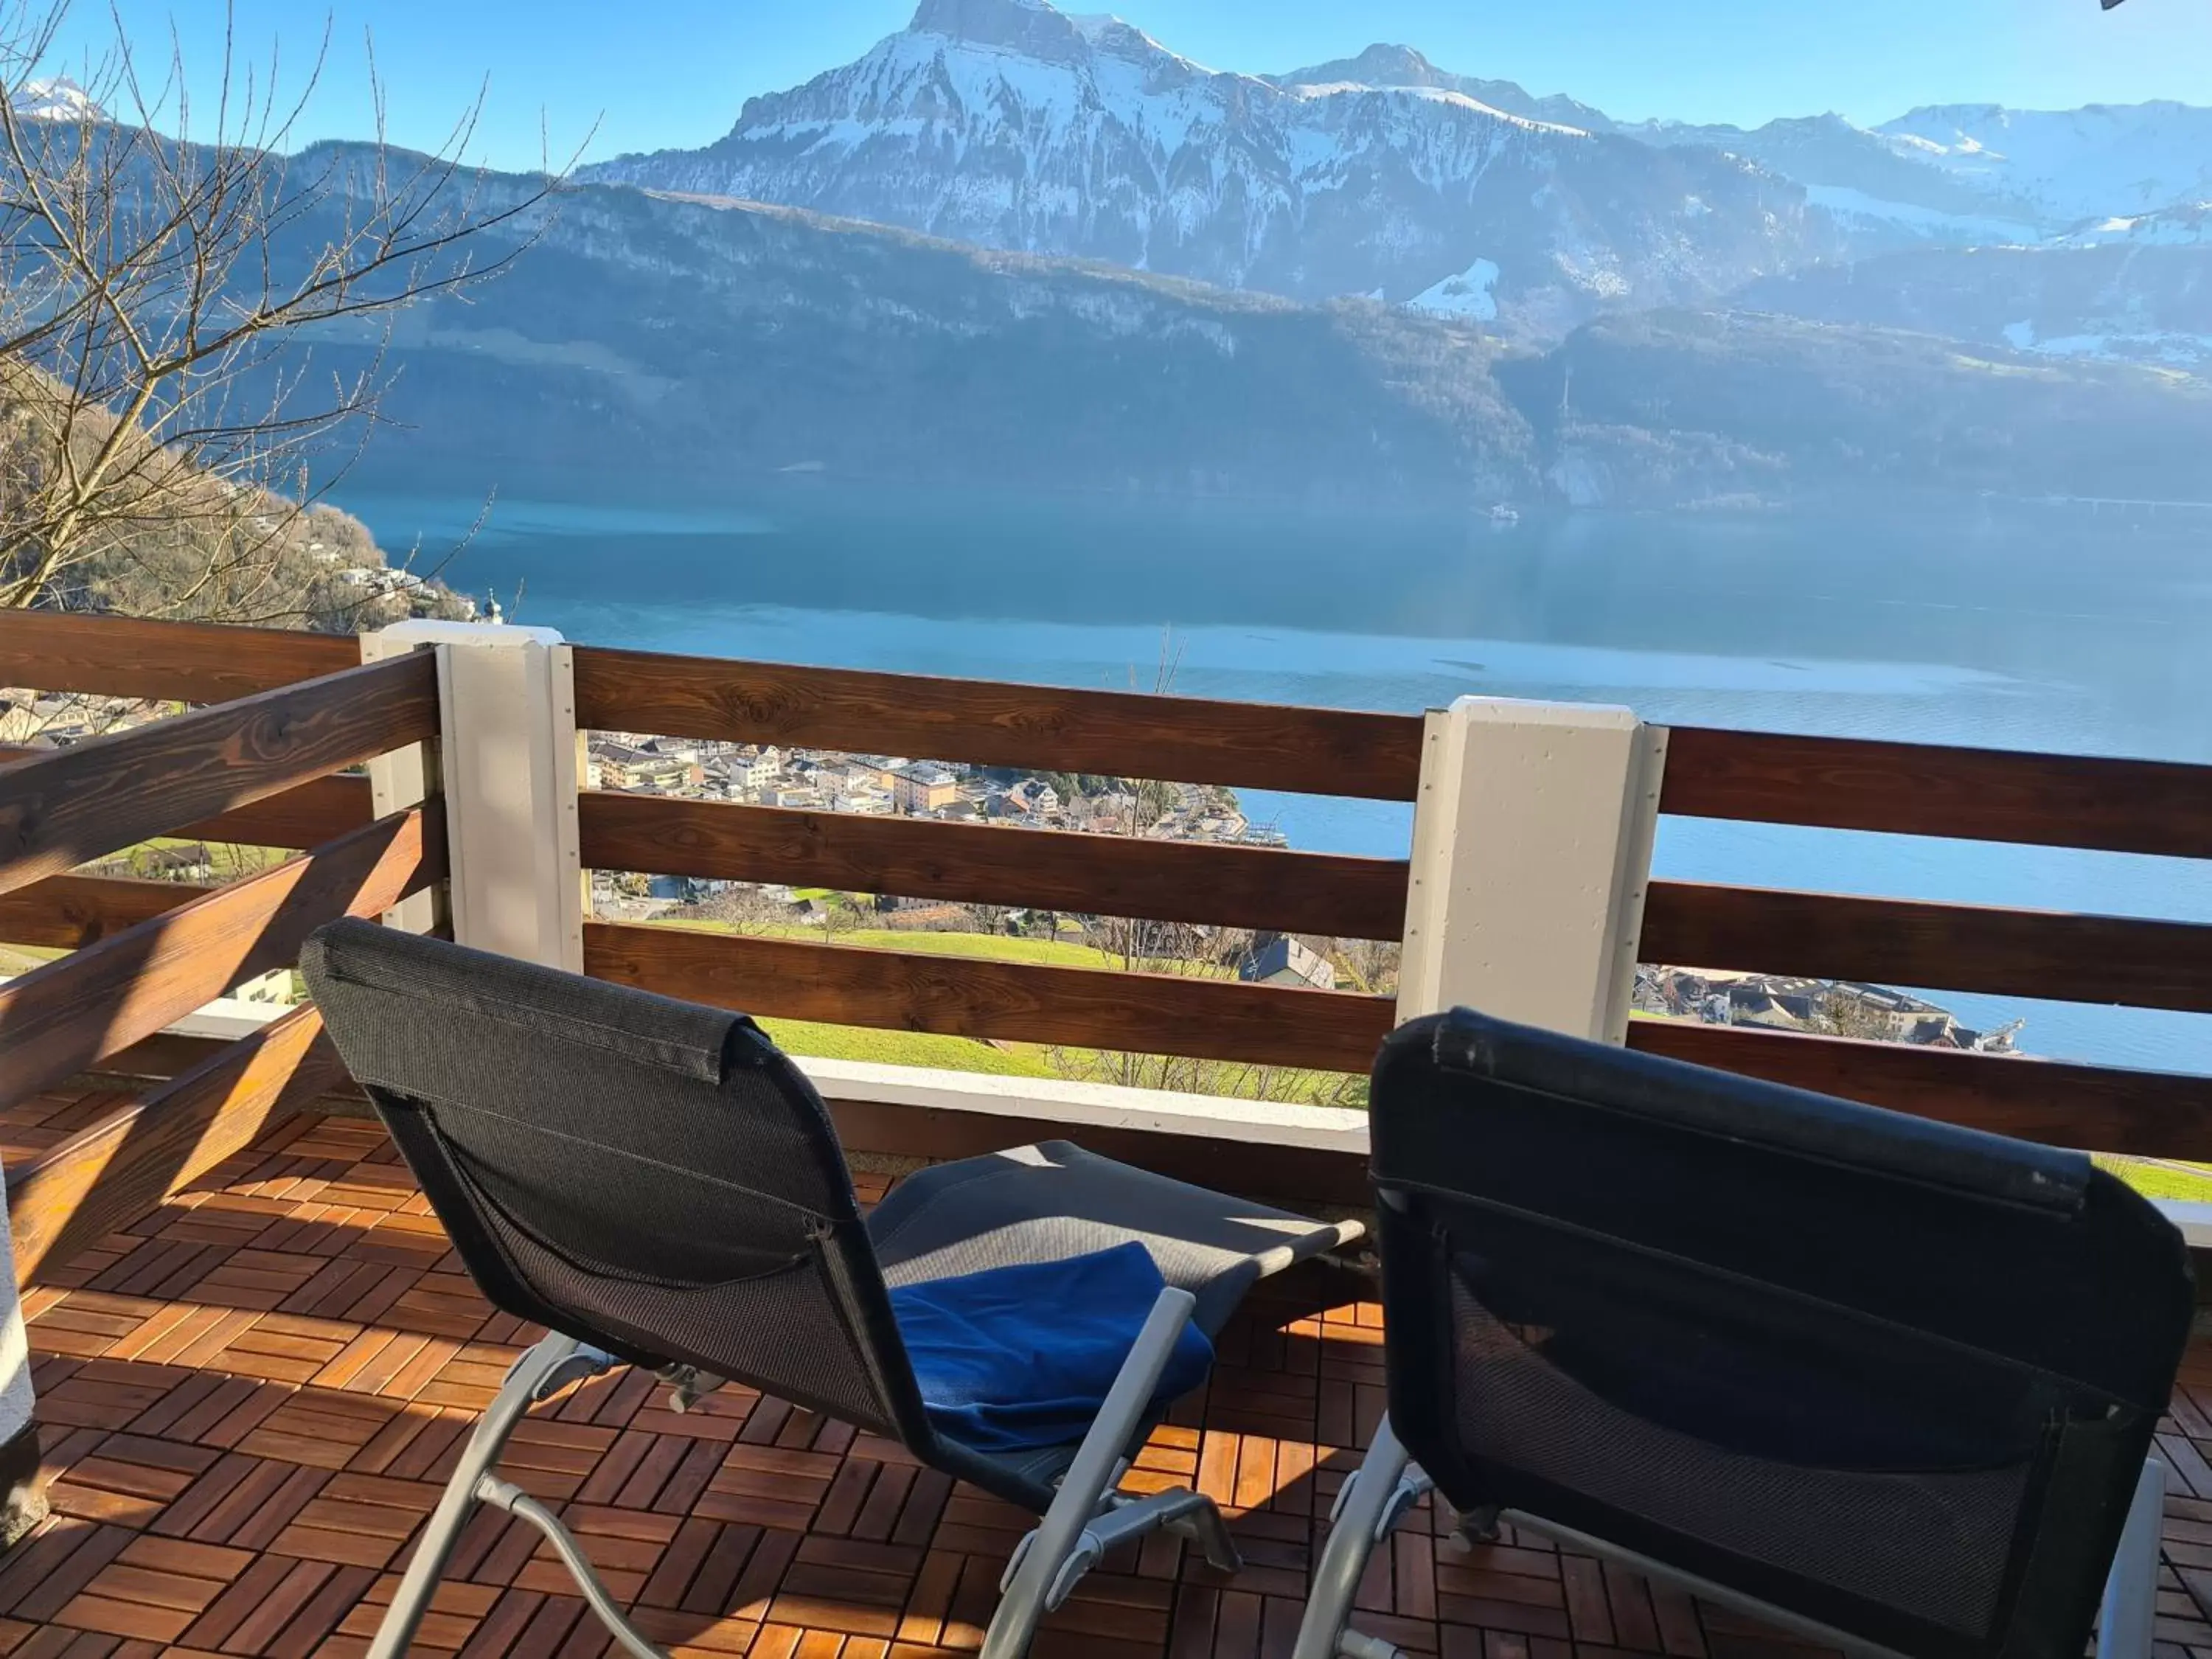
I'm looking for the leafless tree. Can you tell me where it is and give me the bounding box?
[1328,933,1401,997]
[1043,1040,1368,1108]
[0,0,574,623]
[1807,986,1896,1042]
[672,884,794,937]
[815,891,865,943]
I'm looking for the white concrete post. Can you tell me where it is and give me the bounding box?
[368,622,584,972]
[360,630,445,937]
[0,1191,41,1548]
[1396,697,1666,1043]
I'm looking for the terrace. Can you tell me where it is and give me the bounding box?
[0,608,2208,1658]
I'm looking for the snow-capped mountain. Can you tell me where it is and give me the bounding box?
[577,0,2212,358]
[577,0,1825,336]
[1875,102,2212,226]
[10,77,99,122]
[1627,114,2046,243]
[1628,104,2212,249]
[1708,108,2212,372]
[1265,44,1613,136]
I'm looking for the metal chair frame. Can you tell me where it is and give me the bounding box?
[1294,1414,2172,1659]
[369,1295,1254,1659]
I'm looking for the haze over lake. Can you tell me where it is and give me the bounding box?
[339,485,2212,1076]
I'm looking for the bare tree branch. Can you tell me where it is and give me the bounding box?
[0,0,577,625]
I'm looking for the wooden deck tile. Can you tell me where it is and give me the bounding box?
[4,1089,2208,1659]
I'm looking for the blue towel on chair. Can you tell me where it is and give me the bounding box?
[888,1241,1214,1453]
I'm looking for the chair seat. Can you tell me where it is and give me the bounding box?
[868,1140,1358,1338]
[867,1140,1359,1488]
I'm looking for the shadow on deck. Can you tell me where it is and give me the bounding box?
[6,1088,2212,1659]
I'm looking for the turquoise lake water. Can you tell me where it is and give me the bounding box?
[335,484,2212,1075]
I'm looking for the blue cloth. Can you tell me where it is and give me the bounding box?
[889,1241,1214,1453]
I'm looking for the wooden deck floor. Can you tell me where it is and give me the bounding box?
[5,1086,2212,1659]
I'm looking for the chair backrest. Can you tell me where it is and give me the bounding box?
[300,918,931,1447]
[1370,1008,2194,1659]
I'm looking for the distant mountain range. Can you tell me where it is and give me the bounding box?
[326,181,1540,506]
[16,7,2210,517]
[305,175,2212,512]
[577,0,1829,338]
[577,0,2212,344]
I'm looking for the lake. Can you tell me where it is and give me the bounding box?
[335,484,2212,1076]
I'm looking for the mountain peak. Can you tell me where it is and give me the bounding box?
[1266,45,1610,132]
[1275,44,1444,90]
[907,0,1087,58]
[10,75,100,122]
[903,0,1203,80]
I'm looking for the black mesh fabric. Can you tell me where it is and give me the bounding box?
[1446,1274,2032,1637]
[1370,1008,2195,1659]
[301,918,931,1447]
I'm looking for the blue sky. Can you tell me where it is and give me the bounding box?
[40,0,2212,173]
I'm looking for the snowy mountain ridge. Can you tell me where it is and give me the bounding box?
[1871,101,2212,224]
[2059,202,2212,247]
[1265,44,1613,135]
[576,0,2211,345]
[9,77,100,122]
[577,0,1823,337]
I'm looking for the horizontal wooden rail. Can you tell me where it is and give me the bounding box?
[572,646,1426,801]
[168,773,376,849]
[0,747,373,850]
[83,1029,279,1083]
[1629,1020,2212,1158]
[0,872,212,950]
[583,922,1396,1074]
[1641,881,2212,1015]
[0,650,436,900]
[1662,726,2212,859]
[7,1004,347,1287]
[580,791,1411,941]
[0,611,359,704]
[0,804,442,1111]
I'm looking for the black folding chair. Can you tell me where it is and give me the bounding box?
[299,919,1363,1659]
[1296,1008,2193,1659]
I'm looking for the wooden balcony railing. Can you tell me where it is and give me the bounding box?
[0,609,359,703]
[0,613,442,1283]
[572,646,2212,1157]
[573,646,1415,1074]
[569,647,1427,799]
[3,609,2210,1291]
[1635,731,2212,1156]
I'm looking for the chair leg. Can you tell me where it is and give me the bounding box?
[2099,1453,2166,1659]
[367,1333,614,1659]
[477,1475,669,1659]
[1294,1414,1429,1659]
[981,1286,1202,1659]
